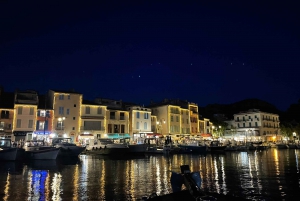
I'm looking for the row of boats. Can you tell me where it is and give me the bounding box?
[0,138,85,161]
[84,138,300,156]
[2,137,299,161]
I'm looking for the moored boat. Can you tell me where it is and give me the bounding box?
[208,141,227,152]
[177,140,207,154]
[25,147,61,160]
[51,137,86,157]
[86,138,129,155]
[0,139,25,161]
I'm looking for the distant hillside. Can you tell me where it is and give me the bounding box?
[199,98,282,121]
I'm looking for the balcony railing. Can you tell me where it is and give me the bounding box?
[81,115,104,119]
[55,126,65,130]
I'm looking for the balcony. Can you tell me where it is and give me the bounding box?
[55,126,65,130]
[81,115,104,120]
[80,126,105,131]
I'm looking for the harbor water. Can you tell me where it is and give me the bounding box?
[1,149,300,200]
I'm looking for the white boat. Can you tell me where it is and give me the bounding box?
[25,147,61,160]
[86,138,129,155]
[0,139,25,161]
[51,137,86,157]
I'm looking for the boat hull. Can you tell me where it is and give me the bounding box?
[208,146,227,152]
[26,148,61,160]
[58,146,86,157]
[89,147,130,155]
[177,145,207,154]
[128,144,148,154]
[0,148,25,161]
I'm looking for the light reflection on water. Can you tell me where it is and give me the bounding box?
[1,150,300,200]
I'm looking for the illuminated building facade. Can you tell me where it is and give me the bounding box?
[149,99,193,137]
[127,105,152,139]
[189,103,199,136]
[198,117,213,139]
[79,100,107,143]
[180,108,190,135]
[94,98,130,139]
[34,95,54,140]
[225,109,280,141]
[13,90,39,141]
[48,90,82,142]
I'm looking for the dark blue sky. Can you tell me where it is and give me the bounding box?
[1,1,299,110]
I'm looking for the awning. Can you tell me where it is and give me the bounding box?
[33,131,52,135]
[78,134,94,139]
[200,133,212,137]
[79,134,94,136]
[106,133,130,139]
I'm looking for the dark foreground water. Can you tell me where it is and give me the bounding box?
[1,149,300,201]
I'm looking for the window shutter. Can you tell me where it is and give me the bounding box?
[45,120,48,130]
[37,110,40,116]
[36,121,40,130]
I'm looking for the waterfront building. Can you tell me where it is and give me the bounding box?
[198,118,213,139]
[0,90,14,139]
[34,95,54,141]
[79,100,107,144]
[48,90,82,142]
[151,115,158,133]
[127,105,152,140]
[225,109,280,141]
[189,103,199,136]
[180,107,190,137]
[13,90,39,141]
[149,99,193,138]
[94,98,130,139]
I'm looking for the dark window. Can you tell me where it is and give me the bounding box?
[120,112,125,120]
[108,124,112,133]
[74,104,76,107]
[110,112,115,119]
[72,127,75,130]
[73,117,75,120]
[121,125,125,133]
[1,110,9,119]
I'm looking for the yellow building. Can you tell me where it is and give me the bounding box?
[149,99,193,138]
[13,90,39,141]
[79,100,107,143]
[180,108,190,135]
[127,105,152,139]
[94,98,130,139]
[48,90,82,142]
[189,103,199,136]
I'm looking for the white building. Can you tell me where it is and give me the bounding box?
[225,109,280,141]
[127,105,152,140]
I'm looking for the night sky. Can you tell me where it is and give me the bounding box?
[1,1,299,111]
